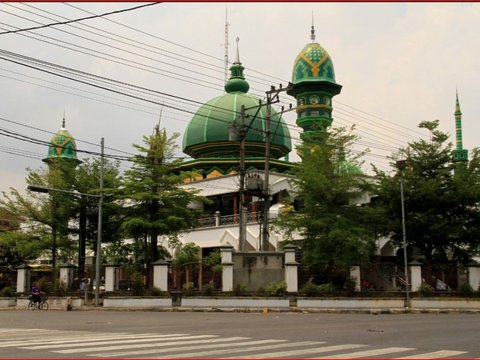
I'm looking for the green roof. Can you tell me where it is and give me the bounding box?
[292,42,337,84]
[43,128,80,163]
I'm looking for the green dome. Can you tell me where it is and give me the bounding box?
[43,127,80,163]
[292,42,336,84]
[183,55,291,160]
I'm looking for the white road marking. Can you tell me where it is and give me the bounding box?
[396,350,467,358]
[95,338,276,357]
[221,344,369,359]
[314,347,415,358]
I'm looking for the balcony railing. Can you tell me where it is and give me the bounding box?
[197,211,264,228]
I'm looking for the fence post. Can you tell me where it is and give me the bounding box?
[220,246,234,292]
[104,263,119,292]
[215,211,221,227]
[409,260,422,291]
[467,260,480,291]
[16,264,31,294]
[59,264,76,290]
[350,265,361,292]
[152,259,170,292]
[284,245,298,293]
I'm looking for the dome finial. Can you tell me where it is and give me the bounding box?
[62,109,66,129]
[310,12,316,42]
[234,36,240,64]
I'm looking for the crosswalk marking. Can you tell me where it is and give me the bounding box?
[396,350,468,358]
[96,338,285,358]
[145,340,325,359]
[28,334,217,353]
[314,347,414,358]
[0,333,185,348]
[223,344,369,359]
[0,328,472,359]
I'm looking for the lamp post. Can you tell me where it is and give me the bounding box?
[396,159,410,308]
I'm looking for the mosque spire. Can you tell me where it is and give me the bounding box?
[310,12,316,42]
[452,89,468,164]
[224,36,249,94]
[62,109,66,129]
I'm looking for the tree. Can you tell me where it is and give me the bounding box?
[373,120,480,283]
[274,126,376,284]
[121,126,202,285]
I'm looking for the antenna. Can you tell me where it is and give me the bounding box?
[224,7,230,84]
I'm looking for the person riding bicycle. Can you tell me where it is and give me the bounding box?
[31,282,44,307]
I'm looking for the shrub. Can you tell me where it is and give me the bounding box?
[302,282,321,297]
[202,283,215,296]
[38,277,52,294]
[0,286,14,297]
[317,283,336,296]
[417,283,434,297]
[131,272,145,296]
[233,283,248,296]
[148,287,165,296]
[459,283,474,297]
[182,281,195,295]
[264,281,287,297]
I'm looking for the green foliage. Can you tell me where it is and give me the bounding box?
[233,283,248,296]
[0,286,14,297]
[202,283,215,296]
[38,277,52,294]
[273,126,375,282]
[121,127,204,270]
[317,283,336,295]
[373,120,480,280]
[301,282,322,297]
[458,283,474,296]
[203,249,221,268]
[130,272,146,296]
[182,281,195,295]
[173,243,200,269]
[417,283,434,297]
[264,281,287,297]
[148,287,166,297]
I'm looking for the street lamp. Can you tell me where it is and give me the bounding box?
[396,159,410,308]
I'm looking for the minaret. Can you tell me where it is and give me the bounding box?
[287,24,342,141]
[452,90,468,164]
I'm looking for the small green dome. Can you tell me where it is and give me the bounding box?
[43,127,80,163]
[292,42,336,84]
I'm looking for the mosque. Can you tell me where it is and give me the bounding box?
[42,25,470,291]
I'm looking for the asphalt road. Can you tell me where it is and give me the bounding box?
[0,310,478,358]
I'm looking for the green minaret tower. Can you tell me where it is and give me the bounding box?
[287,24,342,140]
[452,90,468,164]
[43,116,81,166]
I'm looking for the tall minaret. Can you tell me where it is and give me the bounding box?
[452,90,468,164]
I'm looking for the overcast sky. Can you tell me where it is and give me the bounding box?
[0,2,479,195]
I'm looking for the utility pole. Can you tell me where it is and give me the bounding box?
[94,137,104,307]
[261,85,289,251]
[238,105,246,251]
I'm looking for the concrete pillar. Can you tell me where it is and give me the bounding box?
[104,263,120,292]
[152,260,170,292]
[284,245,298,293]
[59,264,76,290]
[220,246,234,292]
[350,265,361,292]
[467,261,480,291]
[16,264,31,294]
[215,211,221,227]
[409,260,422,291]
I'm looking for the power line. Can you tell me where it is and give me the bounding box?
[0,2,159,35]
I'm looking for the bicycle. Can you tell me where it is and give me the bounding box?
[28,294,49,311]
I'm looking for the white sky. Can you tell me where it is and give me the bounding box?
[0,2,479,195]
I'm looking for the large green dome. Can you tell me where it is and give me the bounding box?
[183,55,291,160]
[292,42,336,84]
[43,124,80,164]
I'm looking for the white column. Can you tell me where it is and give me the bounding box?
[153,260,170,292]
[59,264,76,290]
[350,265,361,292]
[16,264,30,294]
[284,245,298,293]
[409,260,422,291]
[467,261,480,291]
[104,264,120,292]
[220,246,234,292]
